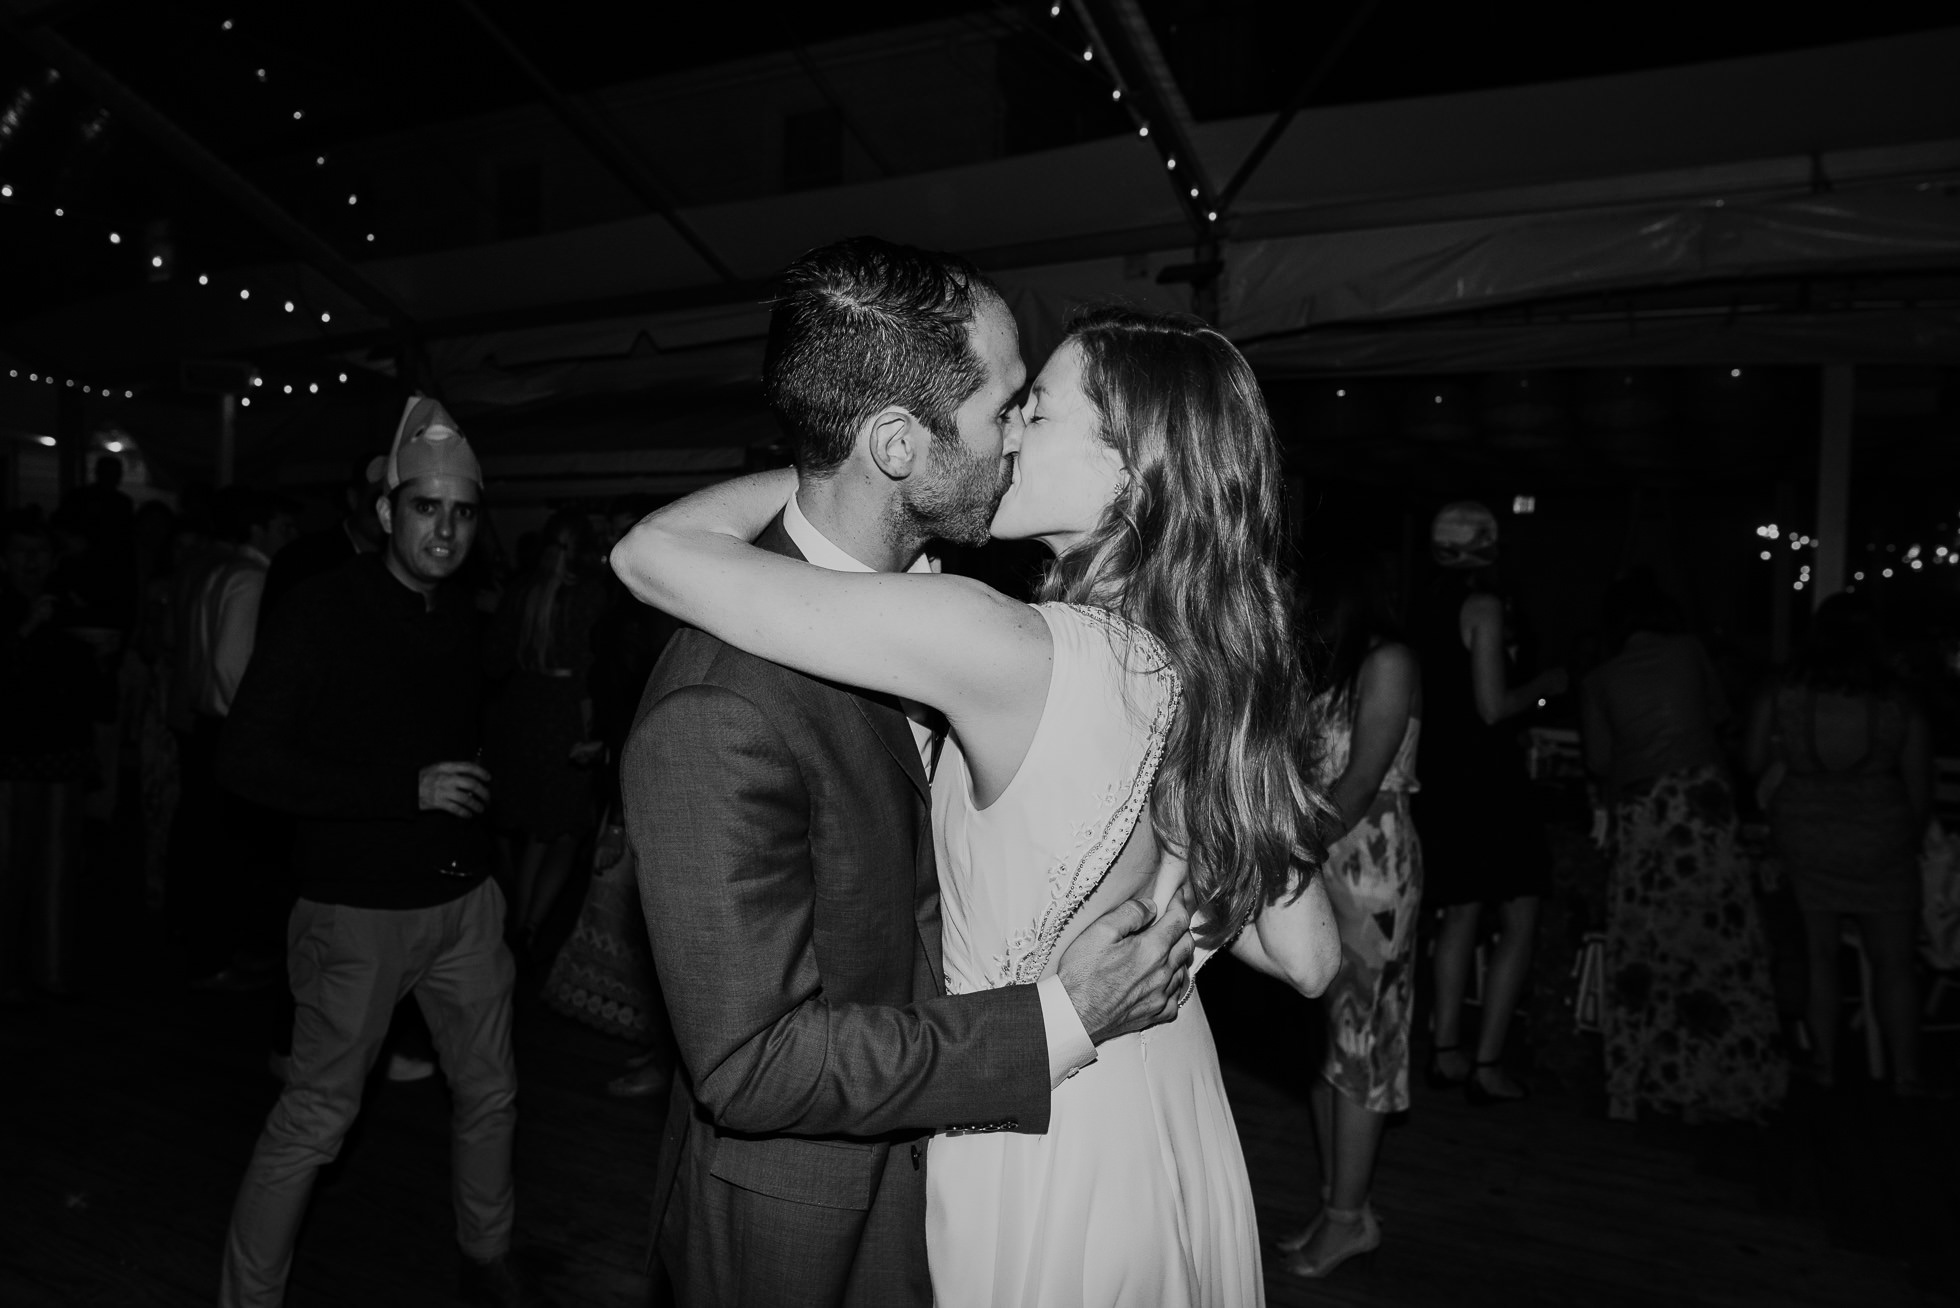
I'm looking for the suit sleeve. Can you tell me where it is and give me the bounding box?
[626,682,1052,1138]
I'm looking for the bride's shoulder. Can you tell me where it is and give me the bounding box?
[1037,602,1178,693]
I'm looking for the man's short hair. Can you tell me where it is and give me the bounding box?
[761,237,1003,475]
[212,486,299,545]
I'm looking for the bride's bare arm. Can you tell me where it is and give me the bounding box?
[1227,871,1339,998]
[610,470,1050,729]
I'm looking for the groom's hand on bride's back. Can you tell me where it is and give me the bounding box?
[1057,885,1196,1044]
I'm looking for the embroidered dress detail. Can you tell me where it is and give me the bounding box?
[996,630,1180,986]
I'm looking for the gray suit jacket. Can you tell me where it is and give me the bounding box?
[623,516,1050,1307]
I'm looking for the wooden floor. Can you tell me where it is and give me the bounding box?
[3,926,1956,1307]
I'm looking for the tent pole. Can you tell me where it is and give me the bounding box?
[218,393,236,488]
[1814,365,1854,607]
[1770,479,1799,663]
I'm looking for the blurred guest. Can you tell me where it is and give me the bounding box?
[215,399,546,1307]
[1279,554,1423,1278]
[1746,591,1932,1095]
[551,493,681,1098]
[0,511,106,1003]
[482,509,606,958]
[1583,571,1785,1123]
[1415,502,1564,1104]
[260,455,386,624]
[178,488,299,986]
[58,454,138,627]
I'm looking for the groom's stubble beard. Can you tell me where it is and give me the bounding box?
[899,423,1014,549]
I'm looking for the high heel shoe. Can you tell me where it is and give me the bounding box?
[1283,1204,1380,1279]
[1464,1059,1528,1107]
[1425,1043,1470,1090]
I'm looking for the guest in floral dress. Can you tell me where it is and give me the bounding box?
[1583,571,1785,1123]
[1280,555,1424,1279]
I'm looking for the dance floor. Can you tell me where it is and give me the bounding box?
[3,941,1954,1307]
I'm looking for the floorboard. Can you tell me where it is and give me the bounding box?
[3,925,1954,1306]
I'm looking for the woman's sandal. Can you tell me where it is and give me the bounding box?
[1425,1043,1470,1090]
[1464,1059,1528,1107]
[1283,1204,1381,1279]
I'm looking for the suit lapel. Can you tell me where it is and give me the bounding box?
[757,512,946,989]
[848,694,931,803]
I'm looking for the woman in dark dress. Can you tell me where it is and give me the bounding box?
[1745,592,1931,1094]
[482,509,607,954]
[1415,502,1564,1103]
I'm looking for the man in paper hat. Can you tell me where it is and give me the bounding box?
[218,396,549,1307]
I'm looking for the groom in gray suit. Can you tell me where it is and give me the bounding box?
[620,237,1195,1307]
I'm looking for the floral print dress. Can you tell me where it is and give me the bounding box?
[1311,692,1425,1114]
[1604,766,1786,1122]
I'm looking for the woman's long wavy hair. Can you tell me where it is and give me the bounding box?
[1035,307,1337,947]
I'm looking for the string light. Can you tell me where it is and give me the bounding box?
[198,273,209,285]
[150,255,162,268]
[1082,48,1093,62]
[1166,157,1176,170]
[0,184,11,198]
[240,396,250,407]
[283,300,295,312]
[338,372,348,383]
[239,288,250,299]
[320,311,331,323]
[308,383,319,394]
[52,207,62,216]
[222,19,233,30]
[107,231,121,244]
[1137,125,1149,137]
[1111,89,1121,101]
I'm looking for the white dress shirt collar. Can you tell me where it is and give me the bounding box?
[781,489,934,577]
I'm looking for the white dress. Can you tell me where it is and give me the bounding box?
[925,603,1264,1307]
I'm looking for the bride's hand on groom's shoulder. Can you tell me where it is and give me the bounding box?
[1056,885,1196,1046]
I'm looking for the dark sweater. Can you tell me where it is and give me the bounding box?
[218,553,489,908]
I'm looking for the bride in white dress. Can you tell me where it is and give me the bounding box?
[616,305,1340,1305]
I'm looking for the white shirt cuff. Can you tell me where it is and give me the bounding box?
[1037,975,1097,1089]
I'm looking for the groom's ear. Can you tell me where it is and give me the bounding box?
[864,407,923,483]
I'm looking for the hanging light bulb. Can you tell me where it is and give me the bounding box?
[283,384,292,394]
[320,311,331,324]
[308,382,319,394]
[1166,157,1176,170]
[241,396,250,407]
[315,155,326,167]
[0,184,12,198]
[283,300,294,312]
[1111,89,1121,102]
[292,110,303,121]
[365,233,375,242]
[240,288,251,300]
[346,194,357,205]
[338,372,348,383]
[107,231,121,244]
[1138,125,1149,138]
[53,207,62,216]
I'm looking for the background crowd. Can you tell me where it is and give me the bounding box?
[1,452,1954,1290]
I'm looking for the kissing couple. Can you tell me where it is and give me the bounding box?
[614,237,1341,1307]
